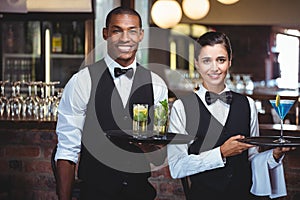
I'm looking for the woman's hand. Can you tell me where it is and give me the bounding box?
[220,135,254,158]
[273,146,296,162]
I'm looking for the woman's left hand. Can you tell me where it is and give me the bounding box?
[273,146,296,162]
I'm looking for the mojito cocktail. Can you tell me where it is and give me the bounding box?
[133,104,148,137]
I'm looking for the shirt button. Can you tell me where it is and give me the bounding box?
[124,116,128,120]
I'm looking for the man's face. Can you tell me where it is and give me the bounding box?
[103,14,144,67]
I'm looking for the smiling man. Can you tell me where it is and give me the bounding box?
[54,7,168,200]
[103,9,144,66]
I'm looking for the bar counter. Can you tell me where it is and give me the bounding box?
[0,119,183,200]
[260,124,300,134]
[1,118,300,199]
[245,87,300,100]
[0,119,57,199]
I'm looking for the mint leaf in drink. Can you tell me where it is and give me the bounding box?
[159,99,168,114]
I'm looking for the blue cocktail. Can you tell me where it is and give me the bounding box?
[269,99,295,143]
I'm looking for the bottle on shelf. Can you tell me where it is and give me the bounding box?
[52,22,63,53]
[62,22,70,54]
[4,59,12,81]
[6,24,15,53]
[72,21,83,54]
[25,22,34,54]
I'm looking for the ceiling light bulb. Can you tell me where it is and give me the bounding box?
[151,0,182,29]
[182,0,210,20]
[217,0,239,5]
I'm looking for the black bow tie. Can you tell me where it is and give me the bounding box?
[114,67,133,78]
[205,91,232,105]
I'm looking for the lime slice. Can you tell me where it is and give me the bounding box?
[275,94,280,107]
[133,105,148,121]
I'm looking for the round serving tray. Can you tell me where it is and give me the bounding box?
[105,130,196,145]
[238,136,300,147]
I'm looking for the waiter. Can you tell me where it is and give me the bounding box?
[55,6,168,200]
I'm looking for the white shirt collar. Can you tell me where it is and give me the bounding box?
[104,54,137,79]
[196,84,230,100]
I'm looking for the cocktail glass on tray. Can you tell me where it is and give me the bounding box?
[269,95,295,143]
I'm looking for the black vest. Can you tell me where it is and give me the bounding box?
[78,60,155,198]
[181,92,252,194]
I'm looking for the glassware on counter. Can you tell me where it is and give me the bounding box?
[225,73,235,90]
[22,81,40,119]
[233,74,245,91]
[242,74,254,91]
[8,81,23,118]
[0,80,62,120]
[0,81,9,117]
[45,81,60,119]
[39,82,49,119]
[228,73,254,93]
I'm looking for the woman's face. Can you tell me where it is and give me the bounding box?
[195,44,231,93]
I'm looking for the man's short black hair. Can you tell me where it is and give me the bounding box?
[105,6,142,28]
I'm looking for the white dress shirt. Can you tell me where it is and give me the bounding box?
[55,54,168,164]
[167,84,286,198]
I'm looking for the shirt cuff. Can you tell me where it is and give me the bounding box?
[216,147,226,166]
[55,146,79,164]
[218,147,226,164]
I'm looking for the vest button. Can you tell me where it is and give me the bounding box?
[124,116,129,120]
[227,173,233,178]
[122,181,128,186]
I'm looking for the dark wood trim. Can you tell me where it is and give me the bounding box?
[0,12,94,21]
[85,19,95,65]
[121,0,135,8]
[0,119,56,130]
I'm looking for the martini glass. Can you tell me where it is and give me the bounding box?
[269,99,295,143]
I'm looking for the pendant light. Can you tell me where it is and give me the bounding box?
[217,0,239,5]
[182,0,210,20]
[151,0,182,29]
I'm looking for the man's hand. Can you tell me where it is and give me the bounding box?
[133,143,165,153]
[220,135,254,158]
[132,142,167,166]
